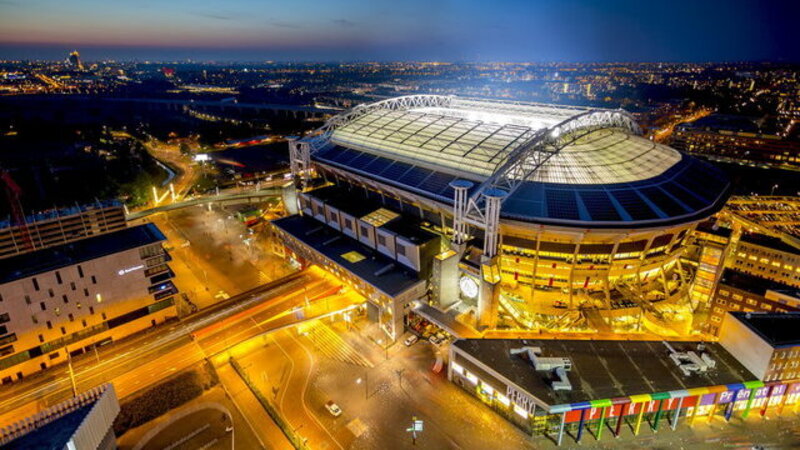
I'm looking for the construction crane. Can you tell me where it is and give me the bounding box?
[0,169,34,252]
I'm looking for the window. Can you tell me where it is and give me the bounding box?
[81,320,87,328]
[38,334,44,343]
[101,312,107,320]
[60,327,66,335]
[24,295,31,305]
[360,225,369,236]
[378,235,387,246]
[32,277,40,291]
[31,315,38,324]
[68,313,74,322]
[83,289,89,297]
[48,289,54,298]
[91,276,97,285]
[49,352,59,360]
[89,306,94,315]
[0,293,3,302]
[77,265,84,278]
[62,295,68,304]
[46,321,52,329]
[39,302,46,311]
[746,298,758,306]
[70,282,76,291]
[55,271,62,284]
[397,244,406,257]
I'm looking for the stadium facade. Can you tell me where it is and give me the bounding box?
[279,95,731,341]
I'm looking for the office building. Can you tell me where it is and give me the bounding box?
[0,223,177,383]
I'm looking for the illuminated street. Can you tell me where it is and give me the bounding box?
[1,3,799,449]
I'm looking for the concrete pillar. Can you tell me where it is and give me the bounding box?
[671,396,683,430]
[477,254,500,330]
[450,180,474,245]
[556,412,567,446]
[431,245,463,310]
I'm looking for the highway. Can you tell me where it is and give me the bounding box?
[0,271,310,425]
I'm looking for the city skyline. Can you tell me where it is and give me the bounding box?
[1,0,799,62]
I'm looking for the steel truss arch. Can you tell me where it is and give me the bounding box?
[305,94,454,152]
[463,108,643,225]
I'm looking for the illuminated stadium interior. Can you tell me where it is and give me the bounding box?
[291,95,731,336]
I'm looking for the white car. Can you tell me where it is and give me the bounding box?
[325,400,342,417]
[404,335,419,346]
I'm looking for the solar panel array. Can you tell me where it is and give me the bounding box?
[331,109,538,178]
[503,156,729,225]
[315,145,477,202]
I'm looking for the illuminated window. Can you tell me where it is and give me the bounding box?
[465,371,479,385]
[496,393,511,407]
[341,251,366,263]
[451,362,464,375]
[96,293,102,303]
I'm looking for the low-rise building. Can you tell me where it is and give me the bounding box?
[672,114,800,169]
[719,312,800,382]
[707,269,800,336]
[0,223,177,383]
[449,338,795,446]
[730,233,800,287]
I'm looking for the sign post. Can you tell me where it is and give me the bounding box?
[406,416,423,445]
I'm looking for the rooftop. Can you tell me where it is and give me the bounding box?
[0,223,166,284]
[312,95,730,229]
[739,233,800,255]
[453,339,755,409]
[305,185,438,244]
[728,312,800,348]
[719,268,800,299]
[272,214,423,297]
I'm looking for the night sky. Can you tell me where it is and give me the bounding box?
[0,0,797,62]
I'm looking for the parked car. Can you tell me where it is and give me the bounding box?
[325,400,342,417]
[404,335,419,346]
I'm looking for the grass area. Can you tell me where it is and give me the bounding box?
[113,361,219,437]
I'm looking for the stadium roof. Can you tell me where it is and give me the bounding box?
[304,95,730,228]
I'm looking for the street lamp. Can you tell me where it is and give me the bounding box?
[357,373,368,400]
[771,184,779,195]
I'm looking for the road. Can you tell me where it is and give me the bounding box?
[234,319,535,450]
[0,271,309,426]
[194,266,364,359]
[146,205,293,311]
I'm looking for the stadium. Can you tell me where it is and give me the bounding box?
[279,95,731,340]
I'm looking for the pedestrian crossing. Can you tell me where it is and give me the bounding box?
[302,321,373,368]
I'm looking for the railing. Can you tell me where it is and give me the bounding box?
[229,357,309,450]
